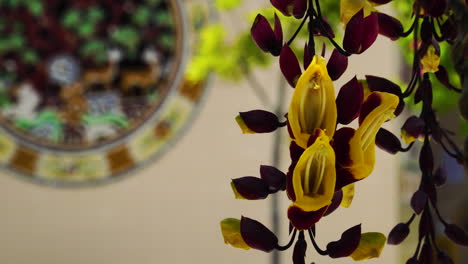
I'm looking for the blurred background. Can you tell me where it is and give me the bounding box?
[0,1,466,264]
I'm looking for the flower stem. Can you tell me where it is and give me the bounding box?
[308,228,328,256]
[308,0,316,56]
[287,13,310,46]
[276,228,298,251]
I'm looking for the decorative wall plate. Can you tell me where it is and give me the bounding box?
[0,0,209,186]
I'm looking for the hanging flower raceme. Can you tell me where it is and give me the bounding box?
[223,49,397,262]
[221,0,467,262]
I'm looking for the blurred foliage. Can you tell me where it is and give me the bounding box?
[188,1,460,114]
[214,0,242,11]
[0,0,43,15]
[186,3,339,82]
[393,1,461,113]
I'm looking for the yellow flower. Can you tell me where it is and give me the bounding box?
[291,130,336,212]
[220,218,250,250]
[421,45,440,73]
[346,91,399,181]
[288,55,337,149]
[340,0,377,25]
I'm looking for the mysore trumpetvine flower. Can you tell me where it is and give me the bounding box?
[290,129,336,212]
[288,55,337,149]
[334,91,399,189]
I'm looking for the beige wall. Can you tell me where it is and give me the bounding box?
[0,2,402,264]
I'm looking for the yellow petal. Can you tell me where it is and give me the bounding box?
[340,0,377,25]
[288,55,337,149]
[292,130,336,211]
[401,129,417,145]
[235,114,255,134]
[340,183,355,208]
[220,218,250,250]
[421,45,440,73]
[347,92,399,180]
[350,232,386,261]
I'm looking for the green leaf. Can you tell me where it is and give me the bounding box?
[133,7,151,25]
[22,50,39,64]
[87,7,104,22]
[27,1,43,16]
[78,23,95,37]
[63,10,81,27]
[154,11,173,25]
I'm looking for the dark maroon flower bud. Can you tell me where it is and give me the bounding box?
[343,10,379,54]
[419,142,434,176]
[420,17,433,43]
[444,224,468,246]
[240,216,278,252]
[365,75,404,115]
[303,42,313,69]
[314,18,335,38]
[251,14,283,56]
[366,75,402,96]
[428,0,447,18]
[419,209,434,240]
[414,84,423,104]
[280,45,302,87]
[270,0,294,16]
[437,251,454,264]
[418,241,434,264]
[401,116,425,144]
[231,177,270,200]
[435,66,459,91]
[423,181,438,204]
[411,190,427,215]
[292,237,307,264]
[377,13,403,40]
[387,223,410,245]
[270,0,306,18]
[289,140,305,162]
[292,0,307,19]
[376,128,402,154]
[406,257,419,264]
[324,190,343,216]
[433,166,447,186]
[368,0,392,3]
[336,76,363,124]
[236,110,281,133]
[287,119,295,139]
[286,165,296,201]
[260,165,286,191]
[440,16,457,42]
[288,206,327,230]
[327,48,348,81]
[327,224,362,258]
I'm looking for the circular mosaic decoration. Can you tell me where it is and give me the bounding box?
[0,0,209,186]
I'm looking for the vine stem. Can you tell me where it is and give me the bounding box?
[308,228,328,256]
[311,2,350,56]
[276,228,298,251]
[287,13,310,46]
